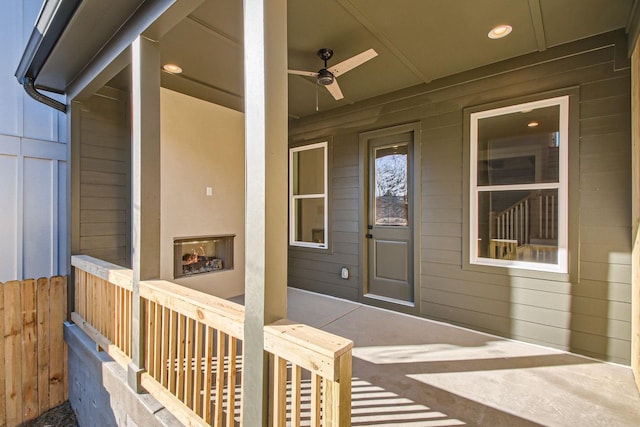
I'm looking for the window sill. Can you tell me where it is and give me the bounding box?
[464,259,571,283]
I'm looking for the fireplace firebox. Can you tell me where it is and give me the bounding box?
[173,235,234,278]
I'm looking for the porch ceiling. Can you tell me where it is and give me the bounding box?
[30,0,639,119]
[156,0,639,119]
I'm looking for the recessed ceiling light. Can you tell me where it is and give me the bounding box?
[488,25,512,39]
[528,121,539,127]
[163,63,183,74]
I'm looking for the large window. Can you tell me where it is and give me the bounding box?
[470,96,569,273]
[289,142,328,249]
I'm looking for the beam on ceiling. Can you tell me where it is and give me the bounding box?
[335,0,431,84]
[162,71,244,112]
[186,15,241,47]
[74,48,131,101]
[528,0,547,52]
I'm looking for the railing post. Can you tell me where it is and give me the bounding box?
[324,350,352,427]
[129,34,161,392]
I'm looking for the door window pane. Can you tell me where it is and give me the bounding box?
[375,144,408,226]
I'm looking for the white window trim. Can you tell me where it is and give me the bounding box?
[289,141,328,249]
[469,96,569,273]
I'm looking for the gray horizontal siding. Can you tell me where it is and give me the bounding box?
[77,89,131,268]
[289,31,632,363]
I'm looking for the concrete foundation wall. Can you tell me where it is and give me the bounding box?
[65,322,180,426]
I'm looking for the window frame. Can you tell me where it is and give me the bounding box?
[289,141,329,249]
[469,95,569,273]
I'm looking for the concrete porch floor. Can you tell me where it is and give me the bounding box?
[282,287,640,427]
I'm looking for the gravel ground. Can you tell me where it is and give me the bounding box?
[20,401,78,427]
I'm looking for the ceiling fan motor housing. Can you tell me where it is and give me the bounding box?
[317,68,334,85]
[318,68,334,86]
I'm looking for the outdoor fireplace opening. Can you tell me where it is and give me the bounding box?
[173,235,234,278]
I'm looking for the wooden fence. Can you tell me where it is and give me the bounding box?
[0,277,68,427]
[72,255,353,426]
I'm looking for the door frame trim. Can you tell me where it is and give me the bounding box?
[358,122,422,313]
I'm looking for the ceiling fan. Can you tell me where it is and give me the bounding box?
[288,48,378,100]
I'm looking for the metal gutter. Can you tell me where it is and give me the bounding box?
[14,0,82,113]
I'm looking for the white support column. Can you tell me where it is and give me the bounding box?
[242,0,289,424]
[129,35,161,392]
[631,35,640,391]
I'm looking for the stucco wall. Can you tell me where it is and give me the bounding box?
[160,88,245,298]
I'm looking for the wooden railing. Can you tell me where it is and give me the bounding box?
[0,276,68,426]
[494,195,530,246]
[140,279,244,426]
[72,257,133,368]
[493,190,558,246]
[264,320,352,426]
[71,255,353,426]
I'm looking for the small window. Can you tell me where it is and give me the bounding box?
[470,96,569,273]
[289,142,328,249]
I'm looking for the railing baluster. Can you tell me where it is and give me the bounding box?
[106,278,112,343]
[539,195,543,238]
[185,318,194,407]
[122,287,127,356]
[124,286,128,354]
[176,314,186,401]
[551,195,555,239]
[91,273,95,324]
[160,307,169,387]
[525,199,529,244]
[193,322,204,416]
[168,310,178,394]
[510,209,514,240]
[310,374,321,427]
[226,337,237,427]
[516,205,520,244]
[146,301,155,376]
[290,365,301,427]
[115,284,121,349]
[214,330,226,427]
[203,326,214,423]
[153,303,162,381]
[271,355,287,427]
[520,204,524,245]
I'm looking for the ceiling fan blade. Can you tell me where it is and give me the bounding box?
[288,69,318,77]
[328,48,378,77]
[325,79,344,100]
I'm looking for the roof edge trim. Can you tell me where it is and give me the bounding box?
[15,0,81,111]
